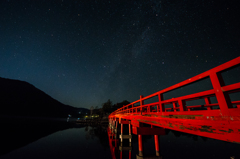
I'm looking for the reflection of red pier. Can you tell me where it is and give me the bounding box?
[109,57,240,158]
[108,126,133,159]
[108,127,118,159]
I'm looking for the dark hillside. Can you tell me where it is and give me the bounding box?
[0,77,88,118]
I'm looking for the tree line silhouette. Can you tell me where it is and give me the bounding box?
[90,99,130,118]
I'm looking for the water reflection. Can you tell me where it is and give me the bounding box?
[84,124,109,148]
[107,125,240,159]
[0,119,239,159]
[0,122,111,159]
[0,117,77,157]
[108,127,133,159]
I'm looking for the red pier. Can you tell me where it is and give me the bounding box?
[109,57,240,158]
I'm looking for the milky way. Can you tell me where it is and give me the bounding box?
[0,0,239,108]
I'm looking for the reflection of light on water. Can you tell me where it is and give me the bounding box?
[67,117,69,122]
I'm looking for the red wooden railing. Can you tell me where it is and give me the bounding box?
[109,56,240,118]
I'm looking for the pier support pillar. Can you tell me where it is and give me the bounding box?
[120,123,123,142]
[138,134,143,157]
[133,123,164,159]
[112,120,115,133]
[115,121,118,139]
[119,120,132,143]
[154,135,160,156]
[129,122,132,143]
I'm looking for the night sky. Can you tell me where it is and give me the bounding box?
[0,0,239,109]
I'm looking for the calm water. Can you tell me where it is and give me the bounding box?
[0,122,240,159]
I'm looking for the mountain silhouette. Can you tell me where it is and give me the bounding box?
[0,77,88,118]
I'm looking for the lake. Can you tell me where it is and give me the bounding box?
[0,121,239,159]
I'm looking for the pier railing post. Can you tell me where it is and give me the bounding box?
[178,99,186,112]
[132,104,134,114]
[173,102,177,112]
[210,72,232,115]
[158,93,165,112]
[140,95,144,114]
[204,97,212,110]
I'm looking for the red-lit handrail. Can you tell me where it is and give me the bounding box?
[110,56,240,117]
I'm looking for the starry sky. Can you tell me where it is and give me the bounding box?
[0,0,239,109]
